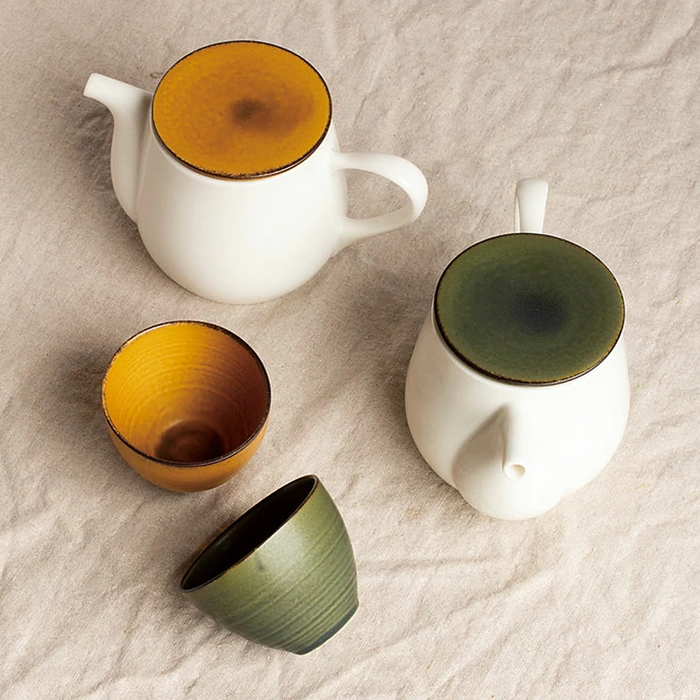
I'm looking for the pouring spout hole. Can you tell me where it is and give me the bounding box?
[504,463,526,480]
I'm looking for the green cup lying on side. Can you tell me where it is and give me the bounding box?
[180,475,358,655]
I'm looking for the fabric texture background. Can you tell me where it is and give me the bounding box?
[1,0,698,697]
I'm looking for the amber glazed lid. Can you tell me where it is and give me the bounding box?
[152,41,332,178]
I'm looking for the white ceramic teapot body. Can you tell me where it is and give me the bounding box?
[405,180,629,519]
[83,72,427,304]
[405,312,629,520]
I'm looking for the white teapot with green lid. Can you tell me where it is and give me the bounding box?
[405,180,629,519]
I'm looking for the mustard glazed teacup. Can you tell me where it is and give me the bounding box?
[102,320,271,492]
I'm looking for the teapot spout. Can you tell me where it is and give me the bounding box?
[84,74,151,222]
[452,405,563,520]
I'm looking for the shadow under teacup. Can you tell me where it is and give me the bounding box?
[102,320,270,492]
[180,475,358,655]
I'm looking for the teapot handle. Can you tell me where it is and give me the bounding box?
[514,179,549,233]
[331,152,428,251]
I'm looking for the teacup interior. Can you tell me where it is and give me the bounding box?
[103,322,270,464]
[181,476,316,591]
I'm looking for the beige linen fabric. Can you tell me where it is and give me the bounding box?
[1,0,698,697]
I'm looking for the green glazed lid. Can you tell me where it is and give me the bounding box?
[434,233,625,385]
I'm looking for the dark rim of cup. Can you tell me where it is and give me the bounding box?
[101,320,272,468]
[180,475,319,592]
[433,233,626,386]
[151,40,333,180]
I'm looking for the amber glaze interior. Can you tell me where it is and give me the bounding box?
[152,41,332,178]
[102,322,270,465]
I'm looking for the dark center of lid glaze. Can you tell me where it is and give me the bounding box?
[434,233,625,385]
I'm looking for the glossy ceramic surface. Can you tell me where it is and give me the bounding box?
[435,233,625,384]
[152,41,332,178]
[102,321,270,492]
[181,475,358,654]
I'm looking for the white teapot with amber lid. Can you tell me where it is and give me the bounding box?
[84,41,427,304]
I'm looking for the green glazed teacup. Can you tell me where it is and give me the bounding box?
[180,475,358,654]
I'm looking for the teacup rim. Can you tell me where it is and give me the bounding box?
[179,474,320,592]
[101,319,272,469]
